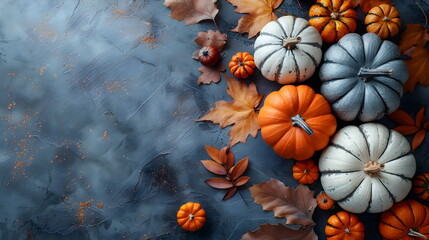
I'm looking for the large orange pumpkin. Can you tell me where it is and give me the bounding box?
[326,211,365,240]
[379,200,429,239]
[365,4,401,39]
[176,202,206,231]
[258,85,337,160]
[308,0,358,43]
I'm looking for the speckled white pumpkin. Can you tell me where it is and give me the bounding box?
[254,16,323,84]
[319,33,408,122]
[319,123,416,213]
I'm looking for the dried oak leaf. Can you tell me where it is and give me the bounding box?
[226,0,283,38]
[198,63,226,85]
[402,45,429,93]
[388,106,428,150]
[195,30,227,51]
[198,75,263,146]
[241,224,317,240]
[164,0,219,25]
[399,24,429,52]
[355,0,393,13]
[250,178,316,226]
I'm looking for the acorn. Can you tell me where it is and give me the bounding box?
[198,46,220,67]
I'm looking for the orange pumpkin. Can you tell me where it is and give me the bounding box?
[379,200,429,239]
[326,211,365,240]
[308,0,358,43]
[228,52,256,79]
[292,159,319,184]
[317,191,335,210]
[365,4,401,39]
[176,202,206,231]
[413,173,429,200]
[258,85,337,160]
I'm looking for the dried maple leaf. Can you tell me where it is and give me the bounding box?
[249,178,316,226]
[389,107,428,151]
[164,0,219,25]
[195,30,227,51]
[226,0,284,38]
[242,224,317,240]
[402,45,429,93]
[198,75,263,146]
[399,24,429,52]
[197,63,226,85]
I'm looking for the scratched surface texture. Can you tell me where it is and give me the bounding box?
[0,0,428,239]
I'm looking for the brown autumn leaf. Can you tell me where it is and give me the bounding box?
[198,75,263,146]
[226,0,283,38]
[402,46,429,93]
[205,178,234,189]
[198,63,226,85]
[164,0,219,26]
[389,107,428,151]
[249,178,316,226]
[231,157,249,180]
[205,145,222,164]
[242,224,317,240]
[201,160,227,175]
[223,187,238,200]
[235,176,250,186]
[195,30,227,51]
[399,24,429,52]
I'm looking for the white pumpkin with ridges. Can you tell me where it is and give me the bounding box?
[254,16,322,84]
[319,123,416,213]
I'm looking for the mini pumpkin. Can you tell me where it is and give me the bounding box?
[292,159,320,184]
[319,33,408,122]
[258,85,337,160]
[198,46,220,67]
[325,211,365,240]
[319,123,416,213]
[309,0,358,43]
[228,52,256,79]
[379,200,429,239]
[365,4,401,39]
[317,191,335,210]
[176,202,206,231]
[413,173,429,201]
[254,16,322,84]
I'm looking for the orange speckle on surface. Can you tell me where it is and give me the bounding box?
[15,161,23,167]
[7,73,16,76]
[39,66,46,75]
[102,130,108,139]
[97,203,104,208]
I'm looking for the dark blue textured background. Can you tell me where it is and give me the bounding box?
[0,0,428,239]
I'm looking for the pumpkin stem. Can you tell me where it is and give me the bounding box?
[363,161,384,175]
[330,12,341,19]
[282,37,302,50]
[408,229,427,239]
[345,228,351,234]
[358,68,393,81]
[383,16,390,21]
[291,114,314,136]
[189,214,194,221]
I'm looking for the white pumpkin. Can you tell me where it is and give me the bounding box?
[254,16,323,84]
[319,123,416,213]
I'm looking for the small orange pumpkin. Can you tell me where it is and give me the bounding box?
[228,52,256,79]
[292,160,319,184]
[326,211,365,240]
[379,200,429,239]
[413,173,429,200]
[258,85,337,160]
[176,202,206,231]
[308,0,358,43]
[365,4,401,39]
[317,191,335,210]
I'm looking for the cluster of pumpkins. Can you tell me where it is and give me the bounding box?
[187,0,429,238]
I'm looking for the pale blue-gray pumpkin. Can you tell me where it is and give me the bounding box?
[319,33,408,122]
[319,123,416,213]
[254,16,323,84]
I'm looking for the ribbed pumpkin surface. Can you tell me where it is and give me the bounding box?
[254,16,322,84]
[365,4,401,39]
[319,123,416,213]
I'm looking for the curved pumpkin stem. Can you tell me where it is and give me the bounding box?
[283,37,301,50]
[291,114,314,136]
[363,161,384,175]
[330,12,341,19]
[358,68,393,81]
[408,229,427,239]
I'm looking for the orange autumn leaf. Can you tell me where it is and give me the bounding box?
[164,0,219,25]
[197,63,226,85]
[198,75,263,146]
[195,30,227,51]
[389,107,428,151]
[402,46,429,93]
[399,24,429,52]
[226,0,284,38]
